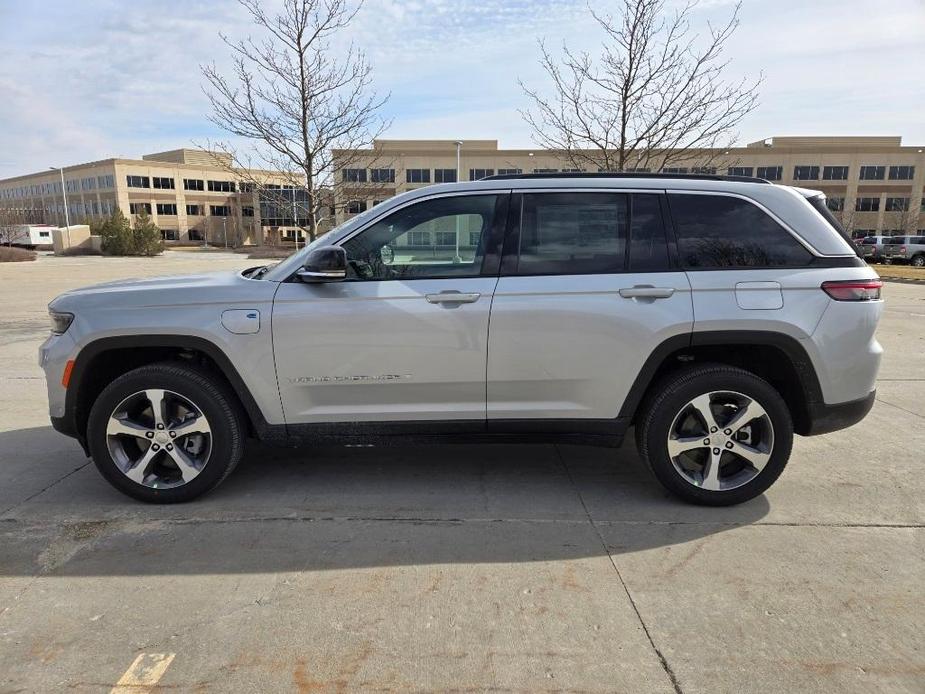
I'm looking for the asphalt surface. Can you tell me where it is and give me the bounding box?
[0,252,922,693]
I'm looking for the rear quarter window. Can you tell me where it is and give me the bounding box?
[669,194,813,268]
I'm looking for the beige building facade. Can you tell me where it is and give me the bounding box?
[0,149,298,245]
[335,136,925,238]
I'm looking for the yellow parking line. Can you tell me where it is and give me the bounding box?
[110,653,176,693]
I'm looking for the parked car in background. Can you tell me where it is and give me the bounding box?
[40,173,882,507]
[882,235,925,266]
[857,235,890,263]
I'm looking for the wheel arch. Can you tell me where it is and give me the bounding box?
[620,331,824,436]
[65,335,271,450]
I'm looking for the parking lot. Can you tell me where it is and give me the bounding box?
[0,251,922,693]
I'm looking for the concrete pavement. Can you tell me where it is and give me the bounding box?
[0,253,922,692]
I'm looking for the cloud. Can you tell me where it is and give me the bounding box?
[0,0,923,178]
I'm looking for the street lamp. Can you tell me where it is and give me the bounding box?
[50,166,71,247]
[453,141,463,263]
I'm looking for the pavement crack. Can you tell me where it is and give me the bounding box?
[874,396,924,420]
[553,445,684,694]
[0,460,91,516]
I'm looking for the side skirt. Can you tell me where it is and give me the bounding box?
[276,418,630,449]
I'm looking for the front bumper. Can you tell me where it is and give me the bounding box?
[803,390,876,436]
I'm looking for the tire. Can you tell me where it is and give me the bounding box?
[911,255,925,268]
[87,362,245,503]
[635,364,793,506]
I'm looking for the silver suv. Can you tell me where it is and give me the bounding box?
[40,173,883,506]
[882,235,925,266]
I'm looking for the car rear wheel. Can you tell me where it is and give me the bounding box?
[87,363,245,503]
[636,364,793,506]
[912,255,925,268]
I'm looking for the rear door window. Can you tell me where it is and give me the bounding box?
[516,193,628,275]
[669,194,813,268]
[628,194,670,271]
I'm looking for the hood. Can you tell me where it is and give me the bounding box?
[49,269,277,313]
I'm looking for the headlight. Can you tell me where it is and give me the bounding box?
[49,310,74,335]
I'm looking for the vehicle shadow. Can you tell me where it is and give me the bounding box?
[0,426,770,576]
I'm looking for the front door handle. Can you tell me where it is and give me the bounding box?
[425,291,481,304]
[619,285,675,299]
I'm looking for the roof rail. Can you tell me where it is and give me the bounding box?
[480,172,771,184]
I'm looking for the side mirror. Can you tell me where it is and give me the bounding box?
[296,246,347,282]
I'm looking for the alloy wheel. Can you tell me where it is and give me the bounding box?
[106,389,212,488]
[666,390,774,491]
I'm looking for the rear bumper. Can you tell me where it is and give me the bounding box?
[803,390,876,436]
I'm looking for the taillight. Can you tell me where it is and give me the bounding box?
[900,246,907,254]
[821,279,882,301]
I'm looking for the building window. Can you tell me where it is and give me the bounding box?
[793,166,819,180]
[533,168,559,173]
[434,169,457,183]
[855,197,880,212]
[690,167,716,175]
[126,175,150,188]
[888,165,915,180]
[152,176,175,190]
[161,229,179,241]
[661,167,689,174]
[372,200,383,206]
[826,197,845,212]
[156,203,177,215]
[188,229,203,241]
[346,200,367,214]
[859,166,885,180]
[885,197,910,211]
[369,168,394,183]
[207,180,235,192]
[405,169,431,183]
[469,231,481,245]
[727,167,754,177]
[129,202,152,214]
[497,168,523,175]
[242,206,254,217]
[434,231,456,246]
[210,205,230,216]
[624,168,650,173]
[183,178,204,191]
[186,204,203,216]
[343,168,368,183]
[80,177,96,191]
[756,166,782,180]
[822,166,849,180]
[469,169,494,180]
[96,175,114,189]
[408,230,431,246]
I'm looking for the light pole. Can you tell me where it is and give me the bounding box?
[50,166,71,247]
[453,141,463,263]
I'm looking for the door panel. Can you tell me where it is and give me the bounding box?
[273,278,497,422]
[272,192,508,424]
[487,272,693,420]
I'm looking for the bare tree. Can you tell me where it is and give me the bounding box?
[520,0,761,172]
[883,199,919,237]
[202,0,389,243]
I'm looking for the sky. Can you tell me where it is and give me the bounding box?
[0,0,924,179]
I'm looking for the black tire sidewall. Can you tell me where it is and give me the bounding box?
[639,366,793,506]
[87,363,243,503]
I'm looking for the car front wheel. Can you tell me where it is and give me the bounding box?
[87,363,245,503]
[636,364,793,506]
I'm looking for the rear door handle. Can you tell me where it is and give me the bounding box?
[425,291,481,304]
[619,286,675,299]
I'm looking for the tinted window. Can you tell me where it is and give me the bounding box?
[342,194,498,280]
[628,194,669,271]
[517,193,627,275]
[670,194,813,268]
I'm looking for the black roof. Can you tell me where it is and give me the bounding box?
[480,172,771,184]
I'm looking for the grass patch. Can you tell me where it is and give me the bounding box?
[875,264,925,281]
[0,246,37,262]
[243,247,295,260]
